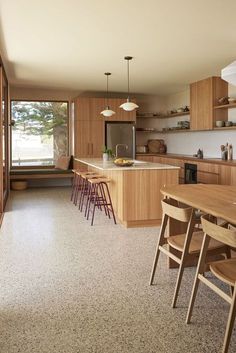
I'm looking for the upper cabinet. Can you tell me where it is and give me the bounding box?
[74,97,105,121]
[74,97,136,122]
[190,77,228,130]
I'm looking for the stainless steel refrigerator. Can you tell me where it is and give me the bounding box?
[105,122,136,159]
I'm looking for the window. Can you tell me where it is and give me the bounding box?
[11,101,68,167]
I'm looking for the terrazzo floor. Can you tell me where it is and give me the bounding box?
[0,187,235,353]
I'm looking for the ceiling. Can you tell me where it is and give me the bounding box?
[1,0,236,95]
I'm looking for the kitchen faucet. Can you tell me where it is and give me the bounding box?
[115,144,128,158]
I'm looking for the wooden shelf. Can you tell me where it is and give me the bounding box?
[136,128,190,134]
[136,129,162,133]
[137,111,190,119]
[136,115,162,119]
[214,103,236,109]
[161,111,190,118]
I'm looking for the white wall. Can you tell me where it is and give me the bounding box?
[136,85,236,158]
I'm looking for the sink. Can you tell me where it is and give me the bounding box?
[133,160,147,164]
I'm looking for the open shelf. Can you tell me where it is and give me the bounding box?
[136,111,190,119]
[214,103,236,109]
[136,128,190,134]
[161,111,190,118]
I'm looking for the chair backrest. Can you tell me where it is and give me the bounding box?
[201,214,236,248]
[161,199,193,223]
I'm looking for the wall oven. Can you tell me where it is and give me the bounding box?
[184,163,197,184]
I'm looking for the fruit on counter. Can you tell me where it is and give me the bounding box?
[114,158,133,164]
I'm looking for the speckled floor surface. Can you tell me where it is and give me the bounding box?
[0,187,235,353]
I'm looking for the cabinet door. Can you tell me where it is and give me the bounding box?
[74,120,90,157]
[136,155,153,162]
[90,121,104,157]
[219,165,236,185]
[90,98,105,121]
[190,78,213,131]
[74,98,90,121]
[106,98,136,122]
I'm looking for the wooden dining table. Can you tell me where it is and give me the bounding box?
[160,184,236,267]
[161,184,236,224]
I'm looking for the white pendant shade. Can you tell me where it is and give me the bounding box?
[221,61,236,85]
[120,56,138,112]
[120,99,139,112]
[101,107,116,117]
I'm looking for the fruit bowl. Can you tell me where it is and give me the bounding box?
[113,158,134,167]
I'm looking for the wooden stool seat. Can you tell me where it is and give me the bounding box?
[167,231,225,254]
[88,177,111,184]
[80,172,100,178]
[209,258,236,286]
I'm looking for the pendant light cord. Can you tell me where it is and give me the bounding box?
[106,74,109,107]
[127,59,130,100]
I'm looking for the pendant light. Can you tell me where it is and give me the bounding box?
[120,56,139,111]
[101,72,116,117]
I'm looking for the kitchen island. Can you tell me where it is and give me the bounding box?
[75,158,179,227]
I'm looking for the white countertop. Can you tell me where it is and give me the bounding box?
[75,158,180,171]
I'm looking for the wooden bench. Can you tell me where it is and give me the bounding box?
[10,169,73,180]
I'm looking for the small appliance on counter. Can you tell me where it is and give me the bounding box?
[136,145,148,153]
[147,139,167,154]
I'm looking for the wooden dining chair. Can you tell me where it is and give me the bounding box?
[149,199,230,308]
[186,215,236,353]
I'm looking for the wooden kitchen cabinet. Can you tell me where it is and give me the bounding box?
[74,120,104,158]
[190,77,228,130]
[136,155,154,162]
[89,121,104,157]
[74,97,136,122]
[219,165,236,185]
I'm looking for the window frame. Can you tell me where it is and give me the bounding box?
[10,99,70,169]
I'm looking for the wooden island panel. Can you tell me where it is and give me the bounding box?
[89,166,179,227]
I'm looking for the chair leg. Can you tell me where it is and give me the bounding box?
[149,214,168,285]
[172,212,195,308]
[186,234,210,324]
[222,283,236,353]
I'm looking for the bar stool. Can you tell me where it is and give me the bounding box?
[71,171,98,206]
[78,173,102,212]
[70,169,78,203]
[86,177,116,226]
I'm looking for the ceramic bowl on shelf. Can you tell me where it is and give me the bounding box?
[218,96,229,105]
[225,121,233,127]
[215,120,225,127]
[177,108,184,113]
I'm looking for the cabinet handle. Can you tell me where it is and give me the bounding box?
[91,143,93,155]
[87,143,90,156]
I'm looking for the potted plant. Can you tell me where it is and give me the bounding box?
[102,146,113,161]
